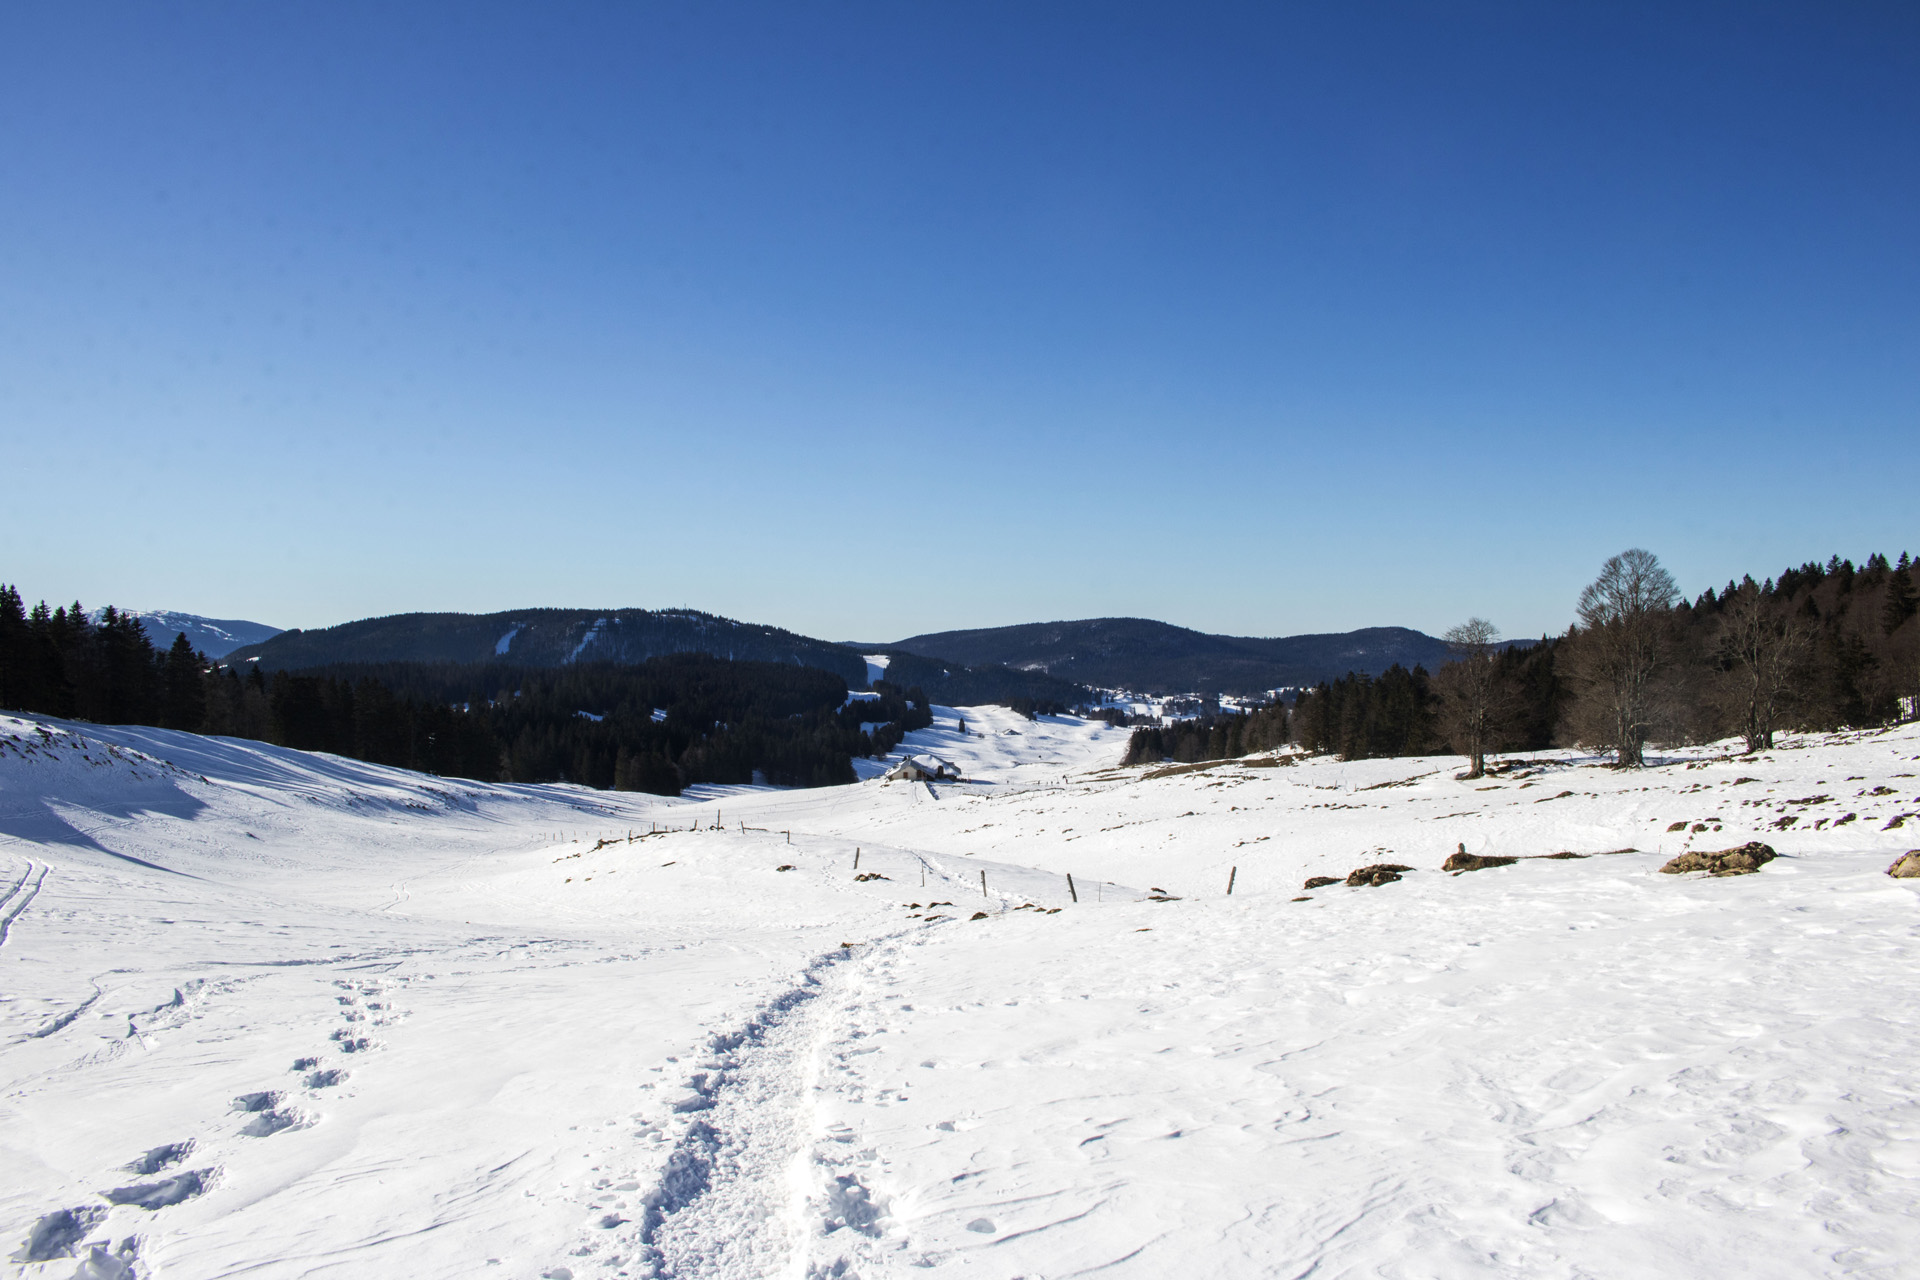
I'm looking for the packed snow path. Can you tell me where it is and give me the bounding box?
[3,710,1919,1278]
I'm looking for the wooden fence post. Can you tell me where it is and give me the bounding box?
[1227,865,1237,895]
[1067,872,1077,902]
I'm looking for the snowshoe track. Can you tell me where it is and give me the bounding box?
[631,944,863,1280]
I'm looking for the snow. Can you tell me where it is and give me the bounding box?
[566,618,609,664]
[3,708,1919,1278]
[496,624,523,656]
[863,654,890,687]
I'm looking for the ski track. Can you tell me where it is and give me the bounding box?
[0,859,46,949]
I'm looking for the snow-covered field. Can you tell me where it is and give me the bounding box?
[4,707,1919,1279]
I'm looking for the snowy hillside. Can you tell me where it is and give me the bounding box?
[3,709,1918,1278]
[221,608,869,686]
[95,612,282,660]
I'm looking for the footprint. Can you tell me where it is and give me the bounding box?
[305,1068,346,1088]
[103,1168,209,1209]
[233,1092,302,1136]
[823,1174,886,1237]
[242,1108,302,1137]
[125,1141,193,1176]
[290,1057,320,1072]
[965,1218,996,1233]
[9,1206,105,1262]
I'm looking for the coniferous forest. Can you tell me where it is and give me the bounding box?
[0,587,936,795]
[1124,549,1920,770]
[1289,551,1919,768]
[1120,701,1293,766]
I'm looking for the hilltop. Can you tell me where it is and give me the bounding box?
[226,607,872,686]
[890,617,1461,693]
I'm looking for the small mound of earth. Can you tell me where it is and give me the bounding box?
[1443,851,1518,872]
[1347,864,1413,887]
[1888,851,1920,879]
[1659,842,1777,877]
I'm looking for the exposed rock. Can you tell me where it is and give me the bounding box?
[1302,876,1340,890]
[1658,842,1777,877]
[1346,863,1413,888]
[1888,851,1920,879]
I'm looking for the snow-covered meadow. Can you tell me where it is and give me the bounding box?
[4,707,1919,1279]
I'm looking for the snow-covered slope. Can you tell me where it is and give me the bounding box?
[101,612,282,659]
[3,709,1918,1278]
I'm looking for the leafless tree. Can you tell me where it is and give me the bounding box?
[1713,578,1808,752]
[1565,548,1679,767]
[1435,617,1503,777]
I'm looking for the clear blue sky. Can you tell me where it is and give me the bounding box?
[3,2,1914,643]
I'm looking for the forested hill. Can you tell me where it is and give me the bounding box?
[869,650,1089,709]
[227,608,871,687]
[110,610,282,659]
[889,618,1456,694]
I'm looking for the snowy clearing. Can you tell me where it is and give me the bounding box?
[3,708,1919,1279]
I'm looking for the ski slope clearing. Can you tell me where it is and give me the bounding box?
[3,708,1919,1278]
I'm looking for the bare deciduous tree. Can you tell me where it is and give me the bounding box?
[1566,548,1679,767]
[1714,578,1808,752]
[1435,617,1503,778]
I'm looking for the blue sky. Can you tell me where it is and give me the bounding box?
[3,2,1914,643]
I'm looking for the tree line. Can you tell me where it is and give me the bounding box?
[1121,700,1292,766]
[1123,548,1918,773]
[0,587,938,795]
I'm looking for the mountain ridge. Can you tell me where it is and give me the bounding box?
[227,607,872,687]
[890,617,1461,694]
[223,606,1474,699]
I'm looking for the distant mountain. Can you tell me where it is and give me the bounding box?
[110,610,284,659]
[889,618,1460,694]
[227,608,871,686]
[220,606,1461,702]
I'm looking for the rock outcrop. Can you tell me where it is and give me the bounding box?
[1888,851,1920,879]
[1302,875,1341,890]
[1658,842,1777,877]
[1346,863,1413,888]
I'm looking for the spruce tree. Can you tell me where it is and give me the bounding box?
[1883,563,1918,636]
[162,634,207,731]
[0,585,25,710]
